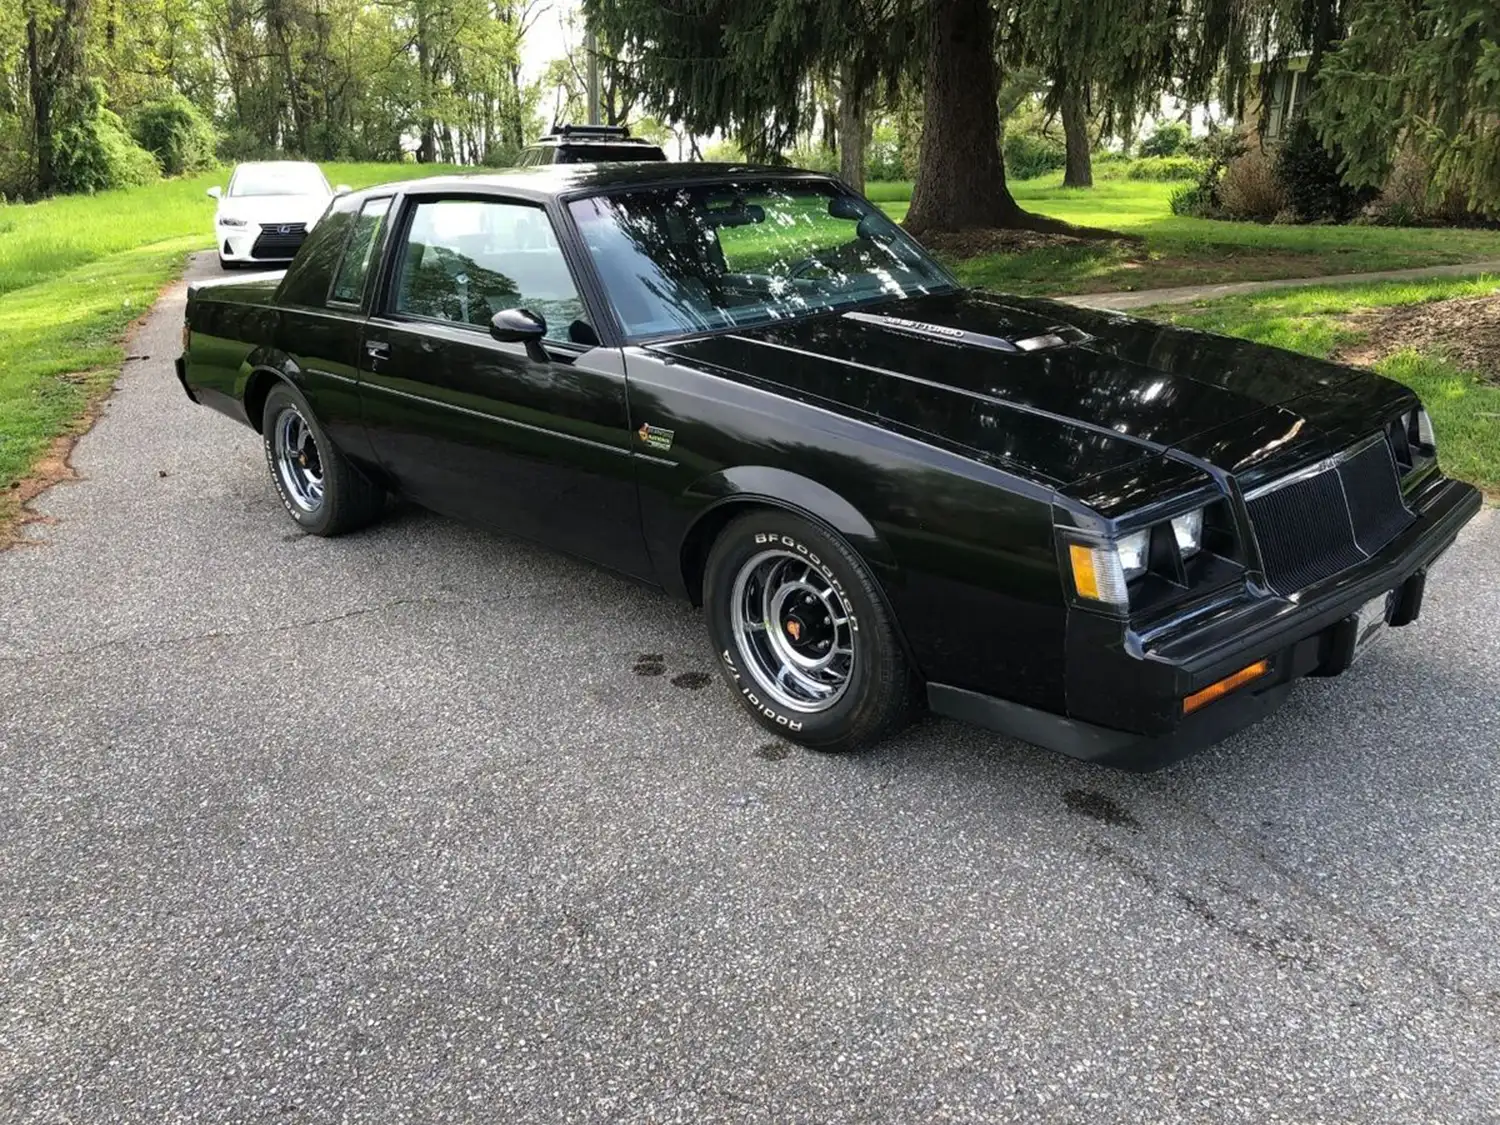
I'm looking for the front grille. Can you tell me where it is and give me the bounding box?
[1245,437,1413,595]
[250,223,308,259]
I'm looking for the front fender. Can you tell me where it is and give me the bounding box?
[674,465,899,605]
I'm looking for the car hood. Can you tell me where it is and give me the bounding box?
[651,290,1414,512]
[216,194,330,227]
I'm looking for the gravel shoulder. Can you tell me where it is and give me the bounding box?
[3,253,1499,1123]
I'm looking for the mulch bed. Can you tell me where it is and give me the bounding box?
[1336,293,1500,385]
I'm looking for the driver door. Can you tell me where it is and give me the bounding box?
[358,194,652,580]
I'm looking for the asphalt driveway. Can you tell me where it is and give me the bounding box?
[3,253,1499,1123]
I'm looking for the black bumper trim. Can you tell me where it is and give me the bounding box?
[1141,477,1480,686]
[929,679,1295,772]
[174,356,198,403]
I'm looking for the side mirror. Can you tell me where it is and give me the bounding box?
[334,184,352,195]
[828,195,866,220]
[490,307,548,361]
[206,186,222,199]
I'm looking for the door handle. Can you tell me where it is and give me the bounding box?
[365,340,390,361]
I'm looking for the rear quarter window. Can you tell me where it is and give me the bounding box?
[276,194,360,307]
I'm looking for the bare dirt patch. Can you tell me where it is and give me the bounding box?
[0,403,100,549]
[1336,293,1500,383]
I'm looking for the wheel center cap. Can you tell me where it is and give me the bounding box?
[784,617,803,641]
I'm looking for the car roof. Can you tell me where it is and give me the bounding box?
[234,160,323,171]
[532,135,661,147]
[355,162,834,204]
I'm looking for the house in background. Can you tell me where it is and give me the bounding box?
[1240,56,1313,144]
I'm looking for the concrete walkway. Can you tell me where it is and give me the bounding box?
[1058,258,1500,311]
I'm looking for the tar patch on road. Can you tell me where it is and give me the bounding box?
[632,653,666,676]
[671,671,713,690]
[754,741,792,762]
[1062,788,1140,829]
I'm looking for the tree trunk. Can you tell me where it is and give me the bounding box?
[27,16,55,194]
[904,0,1029,234]
[836,68,867,194]
[1060,79,1092,188]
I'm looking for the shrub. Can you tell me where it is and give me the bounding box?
[1167,131,1247,219]
[1003,131,1066,180]
[1169,182,1216,217]
[51,80,159,194]
[701,138,745,163]
[1139,121,1192,158]
[1126,155,1205,181]
[866,122,905,182]
[786,143,838,175]
[131,95,217,176]
[1274,118,1377,224]
[0,112,31,201]
[1361,145,1480,227]
[1217,148,1287,222]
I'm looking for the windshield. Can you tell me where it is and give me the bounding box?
[568,180,956,340]
[230,164,330,198]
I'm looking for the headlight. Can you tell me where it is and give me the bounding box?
[1065,504,1210,610]
[1416,407,1436,449]
[1172,508,1204,557]
[1116,529,1150,580]
[217,216,247,228]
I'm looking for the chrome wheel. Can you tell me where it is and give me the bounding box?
[729,549,855,713]
[272,406,325,514]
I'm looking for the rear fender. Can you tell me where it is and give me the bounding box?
[240,348,303,431]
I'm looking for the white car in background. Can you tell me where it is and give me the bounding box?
[207,161,350,270]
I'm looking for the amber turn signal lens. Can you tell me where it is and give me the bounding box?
[1182,659,1270,715]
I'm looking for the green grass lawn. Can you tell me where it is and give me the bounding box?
[871,175,1500,296]
[4,161,1500,530]
[1139,277,1500,492]
[0,161,463,530]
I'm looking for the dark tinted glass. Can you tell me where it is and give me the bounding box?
[556,143,667,163]
[569,180,954,340]
[276,194,358,308]
[329,197,391,304]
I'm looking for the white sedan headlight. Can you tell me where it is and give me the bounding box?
[217,215,248,228]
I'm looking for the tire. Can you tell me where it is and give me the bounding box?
[261,382,384,536]
[703,509,916,752]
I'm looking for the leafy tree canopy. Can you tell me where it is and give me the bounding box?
[1314,0,1500,215]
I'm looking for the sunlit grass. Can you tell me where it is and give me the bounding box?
[0,162,464,298]
[0,161,466,506]
[868,174,1500,296]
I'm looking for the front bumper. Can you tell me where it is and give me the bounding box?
[217,223,306,263]
[930,475,1483,770]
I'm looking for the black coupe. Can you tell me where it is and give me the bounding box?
[175,163,1481,769]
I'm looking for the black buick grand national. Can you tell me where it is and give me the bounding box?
[175,163,1481,769]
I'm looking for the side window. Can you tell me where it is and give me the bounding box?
[329,196,391,305]
[392,198,586,344]
[277,192,359,308]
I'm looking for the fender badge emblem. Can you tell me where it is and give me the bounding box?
[638,422,675,451]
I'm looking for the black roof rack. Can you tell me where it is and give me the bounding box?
[552,123,632,139]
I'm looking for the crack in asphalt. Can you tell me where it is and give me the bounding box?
[1160,791,1500,1036]
[0,595,459,665]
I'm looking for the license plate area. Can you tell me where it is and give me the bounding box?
[1352,591,1393,660]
